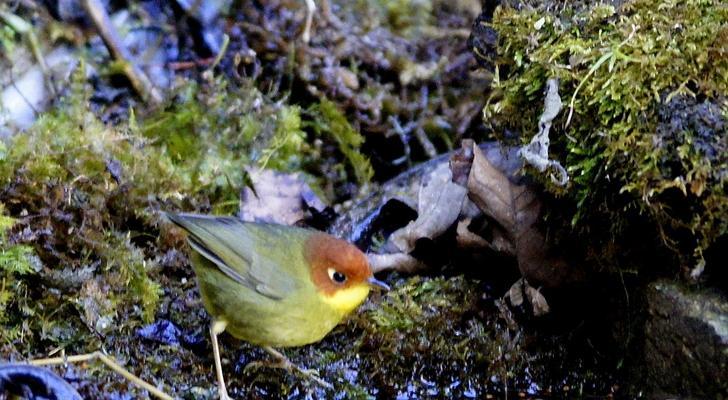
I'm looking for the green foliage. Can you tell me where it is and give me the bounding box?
[258,105,307,170]
[308,98,374,185]
[0,204,37,341]
[355,276,491,393]
[0,212,35,276]
[0,66,349,352]
[0,68,168,327]
[0,24,15,54]
[142,78,310,212]
[484,0,727,269]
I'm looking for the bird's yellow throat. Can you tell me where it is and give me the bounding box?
[319,283,371,315]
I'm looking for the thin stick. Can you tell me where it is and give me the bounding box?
[29,351,173,400]
[0,10,57,97]
[262,346,332,388]
[206,34,230,73]
[302,0,316,43]
[81,0,163,104]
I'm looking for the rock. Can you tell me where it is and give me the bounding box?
[644,281,728,398]
[0,47,77,137]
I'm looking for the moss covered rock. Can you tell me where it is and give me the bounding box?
[475,0,727,276]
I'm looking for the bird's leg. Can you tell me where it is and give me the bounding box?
[210,320,231,400]
[245,346,333,389]
[301,0,316,43]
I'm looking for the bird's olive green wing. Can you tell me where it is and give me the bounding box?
[166,213,299,300]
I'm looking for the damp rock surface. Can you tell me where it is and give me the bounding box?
[645,281,728,398]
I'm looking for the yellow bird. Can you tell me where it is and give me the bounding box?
[166,213,388,398]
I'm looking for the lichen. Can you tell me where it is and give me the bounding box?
[481,0,727,271]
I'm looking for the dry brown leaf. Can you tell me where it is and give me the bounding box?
[450,140,475,186]
[508,279,525,307]
[388,162,467,253]
[239,168,326,225]
[466,141,575,288]
[525,283,550,316]
[456,218,490,248]
[467,141,540,235]
[507,278,550,316]
[367,252,426,273]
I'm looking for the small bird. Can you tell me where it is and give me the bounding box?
[166,213,388,399]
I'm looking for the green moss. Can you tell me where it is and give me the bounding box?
[308,98,374,185]
[0,24,16,54]
[350,276,492,396]
[141,78,311,213]
[0,67,326,352]
[0,69,167,327]
[0,204,37,342]
[483,0,727,269]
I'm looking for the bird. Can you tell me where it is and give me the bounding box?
[165,213,388,399]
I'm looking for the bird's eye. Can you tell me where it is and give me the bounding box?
[327,267,347,284]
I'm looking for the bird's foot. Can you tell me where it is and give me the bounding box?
[284,362,332,389]
[218,386,232,400]
[242,360,269,373]
[244,349,333,389]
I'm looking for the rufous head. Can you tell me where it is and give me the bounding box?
[304,232,388,314]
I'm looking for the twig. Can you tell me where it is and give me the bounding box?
[319,0,343,29]
[414,127,437,158]
[29,351,173,400]
[81,0,163,105]
[205,33,230,74]
[0,10,57,97]
[168,57,214,70]
[302,0,316,43]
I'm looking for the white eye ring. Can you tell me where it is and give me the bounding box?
[327,267,347,283]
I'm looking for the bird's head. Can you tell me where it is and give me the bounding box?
[304,233,388,315]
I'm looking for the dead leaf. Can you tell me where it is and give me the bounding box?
[388,162,467,253]
[367,252,426,273]
[507,278,550,316]
[525,282,550,316]
[467,141,540,235]
[508,279,525,307]
[239,168,326,225]
[450,139,475,186]
[78,278,115,335]
[456,218,489,248]
[466,142,575,288]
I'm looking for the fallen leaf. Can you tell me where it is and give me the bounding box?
[466,141,575,288]
[367,252,426,273]
[508,279,525,307]
[239,168,326,225]
[467,141,540,235]
[388,162,467,253]
[456,218,489,248]
[525,282,550,316]
[507,278,550,316]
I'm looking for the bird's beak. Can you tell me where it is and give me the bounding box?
[367,276,390,291]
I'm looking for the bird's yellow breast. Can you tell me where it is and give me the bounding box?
[318,283,371,316]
